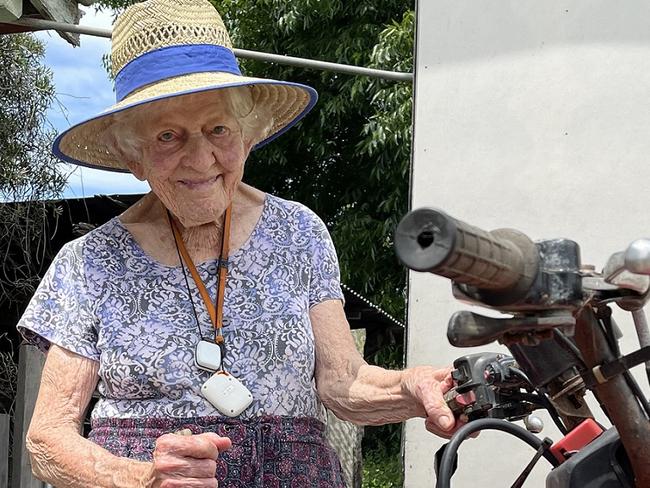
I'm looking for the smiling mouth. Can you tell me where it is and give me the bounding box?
[178,175,220,190]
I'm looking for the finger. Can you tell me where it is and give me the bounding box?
[425,417,467,438]
[422,391,456,432]
[169,431,232,455]
[437,369,455,392]
[440,375,454,394]
[200,432,232,453]
[424,418,453,439]
[425,416,479,440]
[429,409,455,432]
[431,366,454,382]
[175,428,193,436]
[154,455,217,478]
[155,433,220,460]
[157,478,218,488]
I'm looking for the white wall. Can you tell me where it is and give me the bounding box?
[405,1,650,486]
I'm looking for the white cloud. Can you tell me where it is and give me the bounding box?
[79,6,115,29]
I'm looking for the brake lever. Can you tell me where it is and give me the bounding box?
[600,240,650,297]
[625,239,650,275]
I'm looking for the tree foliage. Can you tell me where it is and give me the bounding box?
[362,450,404,488]
[0,33,66,308]
[220,0,415,319]
[97,0,415,318]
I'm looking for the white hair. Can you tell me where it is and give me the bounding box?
[103,86,274,162]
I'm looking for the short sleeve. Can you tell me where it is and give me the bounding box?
[16,239,100,361]
[308,214,345,307]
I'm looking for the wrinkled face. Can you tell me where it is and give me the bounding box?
[126,92,251,227]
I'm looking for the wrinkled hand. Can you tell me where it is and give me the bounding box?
[406,366,467,439]
[143,432,231,488]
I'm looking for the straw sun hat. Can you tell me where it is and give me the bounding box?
[53,0,318,172]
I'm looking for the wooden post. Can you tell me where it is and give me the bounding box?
[0,0,21,22]
[0,413,10,488]
[11,344,45,488]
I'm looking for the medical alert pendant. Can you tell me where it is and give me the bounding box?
[195,340,222,372]
[201,372,253,417]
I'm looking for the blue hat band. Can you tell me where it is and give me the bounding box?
[114,44,242,102]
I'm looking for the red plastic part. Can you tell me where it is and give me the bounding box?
[549,419,605,463]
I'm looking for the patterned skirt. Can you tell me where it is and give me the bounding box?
[88,415,346,487]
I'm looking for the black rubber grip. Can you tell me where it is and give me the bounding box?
[394,208,537,291]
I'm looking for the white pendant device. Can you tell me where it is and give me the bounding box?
[201,372,253,417]
[195,340,222,372]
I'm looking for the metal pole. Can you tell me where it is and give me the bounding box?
[8,18,413,82]
[632,308,650,388]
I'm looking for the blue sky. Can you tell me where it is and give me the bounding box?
[36,7,149,199]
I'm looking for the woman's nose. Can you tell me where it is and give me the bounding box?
[180,133,217,171]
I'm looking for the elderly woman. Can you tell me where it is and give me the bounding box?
[17,0,460,486]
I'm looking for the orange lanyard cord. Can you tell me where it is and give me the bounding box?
[169,206,232,344]
[215,206,231,342]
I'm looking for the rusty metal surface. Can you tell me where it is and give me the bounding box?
[574,307,650,488]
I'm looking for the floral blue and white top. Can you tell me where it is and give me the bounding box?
[17,194,343,422]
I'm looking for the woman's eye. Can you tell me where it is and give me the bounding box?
[212,125,229,136]
[158,131,175,142]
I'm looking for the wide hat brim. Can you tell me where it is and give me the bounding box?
[53,72,318,173]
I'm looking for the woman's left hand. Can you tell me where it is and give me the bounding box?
[404,366,467,439]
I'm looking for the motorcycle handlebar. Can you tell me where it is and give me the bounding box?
[394,208,539,292]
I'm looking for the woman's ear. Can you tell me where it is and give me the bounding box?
[242,135,255,157]
[125,160,146,181]
[103,125,145,179]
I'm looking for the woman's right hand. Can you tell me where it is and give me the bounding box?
[143,432,232,487]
